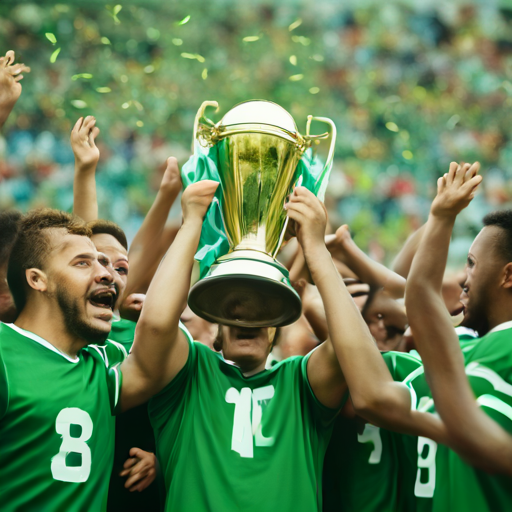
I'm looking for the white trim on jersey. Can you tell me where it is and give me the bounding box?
[112,364,121,407]
[5,323,80,363]
[466,362,512,397]
[454,326,478,338]
[489,321,512,334]
[108,339,128,358]
[477,394,512,422]
[89,345,108,366]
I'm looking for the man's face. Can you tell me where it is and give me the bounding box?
[44,231,116,344]
[460,226,505,335]
[91,233,128,311]
[219,326,275,371]
[0,262,16,323]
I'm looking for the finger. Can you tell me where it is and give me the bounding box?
[437,176,445,194]
[446,162,458,184]
[465,162,480,181]
[130,471,156,492]
[4,50,15,67]
[122,457,139,470]
[453,163,468,186]
[124,466,149,489]
[7,64,29,76]
[72,117,84,133]
[13,74,24,82]
[89,126,100,146]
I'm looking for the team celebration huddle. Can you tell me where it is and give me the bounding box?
[1,11,512,511]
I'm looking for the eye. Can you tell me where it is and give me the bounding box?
[115,266,128,276]
[467,257,475,268]
[75,260,90,267]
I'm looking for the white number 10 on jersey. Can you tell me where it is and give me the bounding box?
[51,408,93,483]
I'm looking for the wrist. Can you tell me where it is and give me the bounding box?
[429,210,457,225]
[303,243,331,269]
[75,161,97,173]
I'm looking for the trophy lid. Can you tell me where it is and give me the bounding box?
[221,100,299,135]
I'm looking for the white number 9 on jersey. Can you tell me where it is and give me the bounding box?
[51,408,93,483]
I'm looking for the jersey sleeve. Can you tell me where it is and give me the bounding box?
[148,322,196,430]
[300,350,343,427]
[0,346,8,419]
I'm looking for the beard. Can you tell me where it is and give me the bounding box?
[55,286,109,346]
[460,291,490,337]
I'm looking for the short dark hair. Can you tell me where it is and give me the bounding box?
[0,210,22,266]
[7,209,91,312]
[88,219,128,251]
[483,210,512,263]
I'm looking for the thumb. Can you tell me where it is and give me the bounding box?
[90,126,100,146]
[129,447,144,459]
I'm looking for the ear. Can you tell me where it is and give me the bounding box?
[25,268,48,293]
[502,263,512,289]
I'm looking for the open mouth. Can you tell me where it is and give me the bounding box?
[450,305,464,317]
[89,289,116,311]
[235,328,260,340]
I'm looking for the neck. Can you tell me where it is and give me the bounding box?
[15,300,86,358]
[239,358,267,377]
[485,299,512,335]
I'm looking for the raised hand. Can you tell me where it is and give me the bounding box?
[0,50,31,128]
[70,116,100,170]
[284,187,327,254]
[181,180,219,224]
[119,447,157,492]
[160,156,182,194]
[431,162,482,219]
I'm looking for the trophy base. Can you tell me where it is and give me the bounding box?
[188,252,302,328]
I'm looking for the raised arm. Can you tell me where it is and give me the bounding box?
[71,116,100,222]
[326,225,406,299]
[392,224,426,278]
[119,180,219,410]
[120,157,182,303]
[0,50,30,129]
[405,163,512,474]
[286,187,445,441]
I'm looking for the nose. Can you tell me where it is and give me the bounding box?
[95,256,114,283]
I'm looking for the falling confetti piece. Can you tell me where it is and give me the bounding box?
[289,74,304,82]
[96,87,112,93]
[289,19,302,31]
[385,122,399,132]
[45,33,57,44]
[107,4,122,24]
[289,55,297,66]
[402,150,413,160]
[144,65,155,73]
[136,120,144,127]
[50,48,61,63]
[177,15,191,25]
[243,35,260,42]
[133,100,144,111]
[72,73,93,81]
[121,102,131,109]
[113,4,122,15]
[101,37,111,45]
[71,100,87,109]
[202,68,208,80]
[311,54,324,62]
[309,87,320,94]
[181,52,205,63]
[172,38,183,46]
[291,35,311,46]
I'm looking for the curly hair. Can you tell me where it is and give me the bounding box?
[7,209,91,312]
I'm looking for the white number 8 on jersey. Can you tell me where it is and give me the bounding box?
[51,408,93,483]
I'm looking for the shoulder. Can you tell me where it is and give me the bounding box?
[83,339,128,368]
[382,351,422,381]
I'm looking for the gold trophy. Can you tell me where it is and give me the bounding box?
[187,100,336,328]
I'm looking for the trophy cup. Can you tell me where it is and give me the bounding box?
[186,100,336,328]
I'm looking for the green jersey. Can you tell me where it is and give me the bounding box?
[425,322,512,512]
[149,329,338,512]
[109,316,137,351]
[323,351,424,512]
[0,322,126,512]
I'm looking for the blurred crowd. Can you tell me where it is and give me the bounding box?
[0,1,511,262]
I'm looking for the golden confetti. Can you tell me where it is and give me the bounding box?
[71,100,87,109]
[177,15,191,25]
[385,122,399,132]
[243,35,260,42]
[50,48,61,63]
[136,120,144,127]
[289,74,304,82]
[181,52,205,63]
[101,37,111,45]
[72,73,93,81]
[289,55,297,66]
[202,68,208,80]
[289,19,302,31]
[172,38,183,46]
[402,150,413,160]
[309,87,320,94]
[45,33,57,44]
[96,87,112,93]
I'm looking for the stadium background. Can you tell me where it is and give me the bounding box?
[0,0,511,267]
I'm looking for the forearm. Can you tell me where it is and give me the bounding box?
[123,188,179,299]
[73,166,98,221]
[305,245,410,418]
[340,238,406,298]
[392,224,426,278]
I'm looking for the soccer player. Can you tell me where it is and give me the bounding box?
[406,162,512,509]
[0,180,217,510]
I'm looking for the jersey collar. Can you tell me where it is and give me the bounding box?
[5,323,80,363]
[489,320,512,334]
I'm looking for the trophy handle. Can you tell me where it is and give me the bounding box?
[192,101,219,151]
[305,116,337,188]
